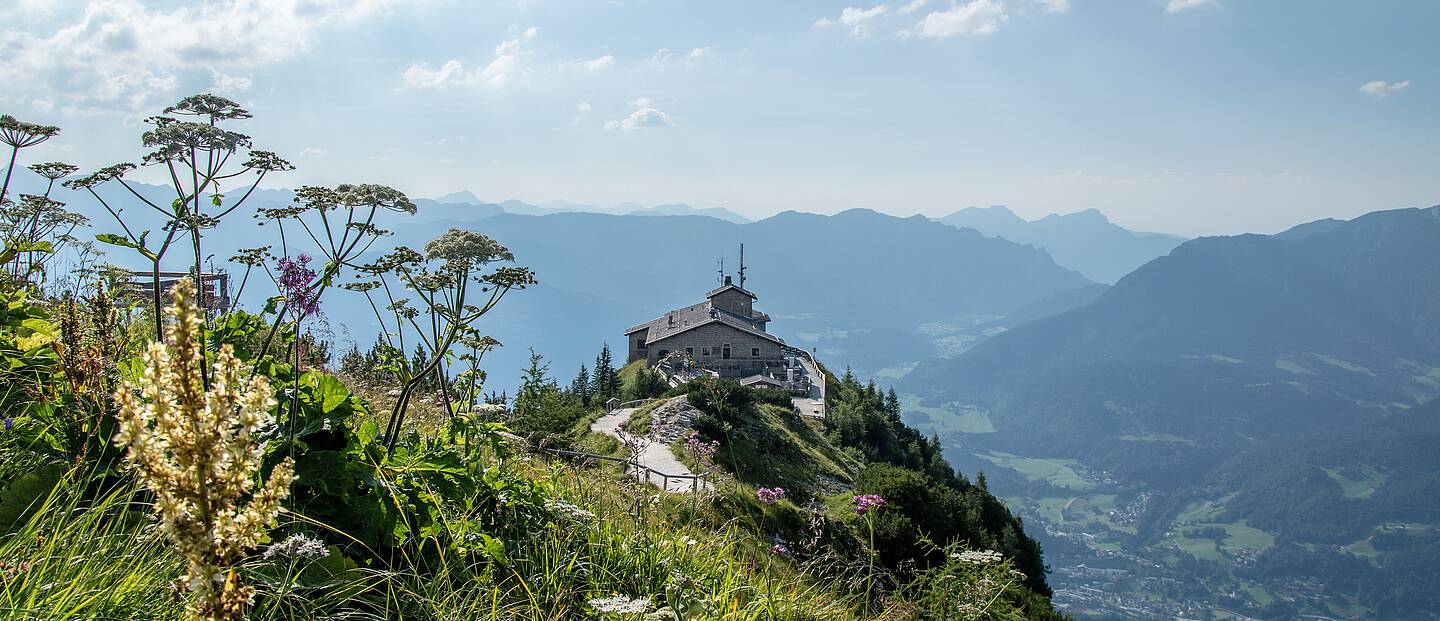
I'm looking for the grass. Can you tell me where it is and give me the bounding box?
[1167,519,1275,562]
[0,454,901,621]
[709,403,860,500]
[622,398,665,435]
[899,396,994,434]
[975,451,1093,491]
[1323,465,1388,499]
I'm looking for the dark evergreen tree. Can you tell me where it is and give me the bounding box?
[592,343,617,403]
[571,364,592,406]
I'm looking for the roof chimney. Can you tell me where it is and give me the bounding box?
[724,275,732,286]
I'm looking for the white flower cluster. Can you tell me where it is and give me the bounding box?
[588,594,653,615]
[474,403,507,416]
[544,499,596,523]
[112,278,296,621]
[263,534,328,561]
[950,549,1005,565]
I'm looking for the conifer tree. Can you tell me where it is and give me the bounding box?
[592,343,616,402]
[571,364,592,406]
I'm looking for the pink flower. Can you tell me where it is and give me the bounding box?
[756,487,787,505]
[854,494,886,515]
[770,543,790,556]
[277,253,319,320]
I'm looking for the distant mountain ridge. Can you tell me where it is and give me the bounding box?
[432,191,752,223]
[901,205,1440,616]
[939,205,1186,283]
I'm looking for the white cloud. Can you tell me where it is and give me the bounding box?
[606,98,673,131]
[576,100,592,113]
[402,26,536,89]
[209,69,253,95]
[1,0,400,111]
[1359,80,1411,98]
[31,97,55,113]
[1165,0,1218,13]
[299,147,328,157]
[648,47,711,68]
[403,59,466,88]
[561,54,616,72]
[898,0,928,14]
[912,0,1007,38]
[584,54,615,71]
[1037,0,1070,14]
[814,5,890,39]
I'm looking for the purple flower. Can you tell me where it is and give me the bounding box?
[756,487,787,505]
[769,543,790,556]
[684,432,718,460]
[277,253,319,320]
[854,494,886,515]
[2,417,11,431]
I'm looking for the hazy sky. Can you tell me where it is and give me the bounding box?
[3,0,1436,236]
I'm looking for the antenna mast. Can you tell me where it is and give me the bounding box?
[738,243,746,289]
[717,255,725,286]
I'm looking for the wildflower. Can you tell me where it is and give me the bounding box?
[684,431,718,463]
[276,253,319,320]
[756,487,787,505]
[770,543,790,556]
[2,417,11,431]
[262,534,328,561]
[544,499,596,523]
[588,594,653,615]
[949,549,1004,565]
[113,278,295,621]
[854,494,886,515]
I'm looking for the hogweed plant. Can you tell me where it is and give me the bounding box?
[352,228,534,452]
[0,114,61,208]
[112,278,296,621]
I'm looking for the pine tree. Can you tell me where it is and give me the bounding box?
[592,343,616,403]
[885,387,902,419]
[571,364,592,406]
[518,349,550,404]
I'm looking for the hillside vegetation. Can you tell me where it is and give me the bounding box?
[0,98,1066,621]
[903,205,1440,617]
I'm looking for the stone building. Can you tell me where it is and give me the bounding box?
[624,275,784,378]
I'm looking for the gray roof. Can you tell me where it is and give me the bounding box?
[625,301,782,346]
[740,374,786,388]
[705,283,756,300]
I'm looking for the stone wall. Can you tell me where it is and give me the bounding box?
[648,323,782,378]
[708,289,753,318]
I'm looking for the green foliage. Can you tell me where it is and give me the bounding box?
[826,371,1052,596]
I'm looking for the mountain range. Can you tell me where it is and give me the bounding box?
[903,205,1440,616]
[434,191,753,223]
[13,173,1087,395]
[939,205,1186,283]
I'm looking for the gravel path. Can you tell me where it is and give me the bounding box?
[591,400,711,493]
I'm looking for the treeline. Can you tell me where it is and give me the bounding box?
[824,369,1054,599]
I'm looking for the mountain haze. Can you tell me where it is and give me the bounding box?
[940,206,1185,283]
[903,205,1440,616]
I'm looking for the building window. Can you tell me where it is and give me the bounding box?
[722,343,731,359]
[702,347,710,356]
[752,347,760,357]
[685,347,694,356]
[636,339,647,350]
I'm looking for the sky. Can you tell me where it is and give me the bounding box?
[2,0,1436,237]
